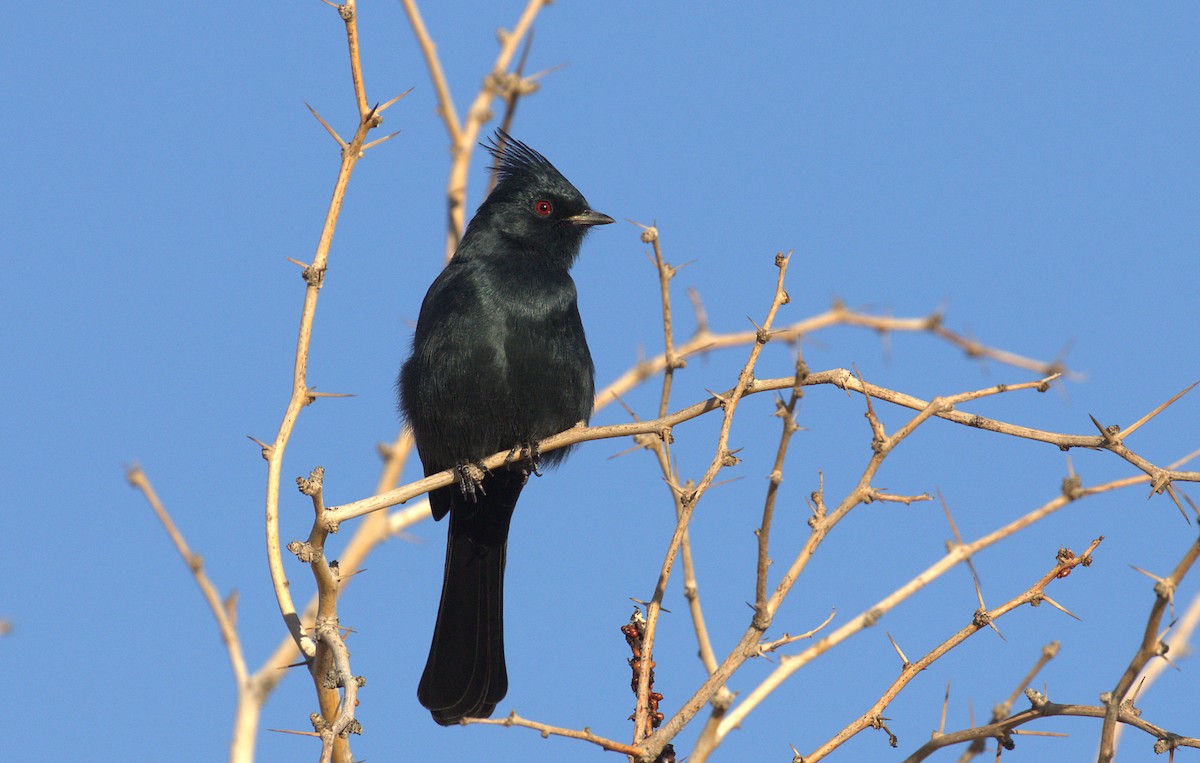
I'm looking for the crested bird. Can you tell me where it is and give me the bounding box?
[399,130,612,724]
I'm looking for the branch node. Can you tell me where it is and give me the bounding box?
[1025,687,1048,708]
[1061,473,1084,500]
[288,540,317,563]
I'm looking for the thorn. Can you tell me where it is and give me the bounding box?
[287,257,311,269]
[686,287,710,335]
[972,567,987,612]
[247,435,273,460]
[938,489,965,545]
[939,681,951,734]
[1041,594,1080,621]
[267,727,321,737]
[224,589,239,627]
[376,87,415,114]
[1163,481,1188,522]
[613,392,642,421]
[1185,491,1200,521]
[706,388,731,407]
[885,630,910,667]
[1130,565,1164,584]
[1119,381,1199,440]
[305,102,346,148]
[1088,413,1116,443]
[363,130,402,151]
[607,442,646,460]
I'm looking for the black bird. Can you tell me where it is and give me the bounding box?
[399,131,613,725]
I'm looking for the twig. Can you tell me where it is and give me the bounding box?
[290,468,363,762]
[1112,585,1200,753]
[660,454,1192,762]
[260,4,404,758]
[803,538,1103,761]
[401,0,551,260]
[1097,537,1200,761]
[595,301,1074,409]
[127,466,249,686]
[324,371,1200,526]
[756,352,808,624]
[631,221,722,700]
[628,253,796,755]
[680,374,1074,762]
[462,711,641,756]
[904,697,1200,762]
[953,641,1061,762]
[127,466,260,762]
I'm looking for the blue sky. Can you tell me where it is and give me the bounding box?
[4,3,1199,761]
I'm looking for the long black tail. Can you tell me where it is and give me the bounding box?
[418,470,524,725]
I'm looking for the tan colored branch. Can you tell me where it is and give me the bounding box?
[634,252,795,747]
[128,467,249,685]
[401,0,551,260]
[324,362,1200,527]
[127,466,259,762]
[804,538,1104,761]
[656,460,1178,761]
[262,0,406,664]
[463,711,641,756]
[595,301,1073,409]
[624,222,721,738]
[292,468,359,762]
[756,353,808,622]
[662,373,1055,762]
[1112,584,1200,753]
[1097,537,1200,761]
[259,3,408,759]
[904,698,1200,761]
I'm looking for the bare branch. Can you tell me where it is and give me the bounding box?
[463,711,641,756]
[1098,537,1200,761]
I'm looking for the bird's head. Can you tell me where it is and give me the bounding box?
[461,130,613,268]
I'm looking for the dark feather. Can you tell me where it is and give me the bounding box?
[484,128,561,185]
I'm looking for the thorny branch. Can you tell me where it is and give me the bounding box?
[629,223,724,727]
[127,466,263,760]
[463,712,641,756]
[668,363,1047,762]
[904,698,1200,762]
[595,299,1075,408]
[131,3,1200,758]
[803,538,1104,761]
[680,450,1196,763]
[632,251,795,751]
[260,2,405,759]
[952,640,1062,761]
[1097,536,1200,761]
[924,548,1200,763]
[290,468,364,762]
[1112,583,1200,754]
[623,609,666,741]
[400,0,551,260]
[324,369,1199,527]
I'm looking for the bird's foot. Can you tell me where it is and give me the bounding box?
[504,440,543,482]
[455,460,489,502]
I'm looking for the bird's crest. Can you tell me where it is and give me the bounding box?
[484,129,565,187]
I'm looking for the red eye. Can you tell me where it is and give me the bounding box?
[534,199,553,217]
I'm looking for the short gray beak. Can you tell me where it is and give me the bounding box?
[567,209,615,227]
